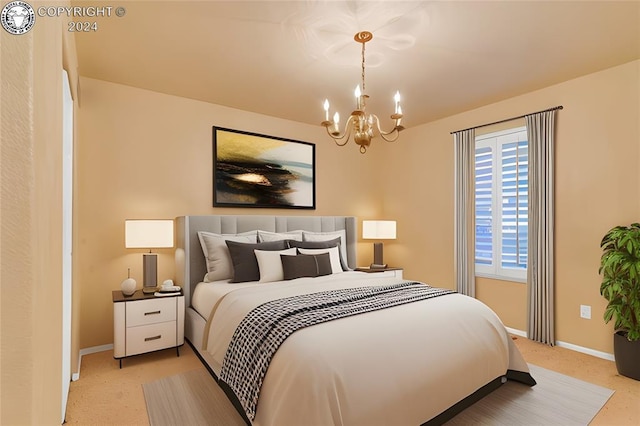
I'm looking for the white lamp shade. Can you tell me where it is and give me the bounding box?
[362,220,397,240]
[125,220,174,248]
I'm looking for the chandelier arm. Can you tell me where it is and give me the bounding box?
[370,114,401,142]
[378,130,400,143]
[324,116,355,146]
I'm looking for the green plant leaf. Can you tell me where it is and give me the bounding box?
[599,223,640,341]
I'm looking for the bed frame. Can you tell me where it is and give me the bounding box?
[174,215,357,360]
[173,214,530,425]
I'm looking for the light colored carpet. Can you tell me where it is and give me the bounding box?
[143,364,614,426]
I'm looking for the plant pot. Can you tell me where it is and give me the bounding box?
[613,331,640,381]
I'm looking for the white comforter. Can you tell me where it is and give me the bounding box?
[200,272,531,425]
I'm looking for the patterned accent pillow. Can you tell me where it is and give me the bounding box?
[281,253,333,280]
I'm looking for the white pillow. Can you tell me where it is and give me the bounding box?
[254,248,297,283]
[257,230,304,242]
[197,231,257,282]
[302,230,348,268]
[297,246,343,274]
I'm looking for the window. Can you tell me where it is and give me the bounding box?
[475,127,528,281]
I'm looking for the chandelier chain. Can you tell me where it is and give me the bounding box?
[361,40,366,93]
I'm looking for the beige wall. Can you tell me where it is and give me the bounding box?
[379,60,640,354]
[75,78,385,348]
[0,12,69,425]
[76,61,638,356]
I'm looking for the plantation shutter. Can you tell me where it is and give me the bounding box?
[501,138,528,270]
[475,146,493,266]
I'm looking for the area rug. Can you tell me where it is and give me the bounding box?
[143,368,245,426]
[143,364,614,426]
[445,364,614,425]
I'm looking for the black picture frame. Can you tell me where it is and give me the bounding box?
[212,127,316,209]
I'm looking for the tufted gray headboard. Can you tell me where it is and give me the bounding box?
[175,215,357,308]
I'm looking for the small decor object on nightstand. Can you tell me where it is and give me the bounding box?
[120,268,137,296]
[157,279,181,294]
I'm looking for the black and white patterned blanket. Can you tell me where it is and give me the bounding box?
[219,281,456,420]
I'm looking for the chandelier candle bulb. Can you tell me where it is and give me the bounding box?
[323,99,330,121]
[394,91,401,114]
[332,112,340,134]
[355,85,362,109]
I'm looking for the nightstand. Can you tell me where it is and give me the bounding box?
[355,267,403,279]
[112,290,185,368]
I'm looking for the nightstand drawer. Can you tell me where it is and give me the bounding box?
[126,321,177,356]
[126,298,176,327]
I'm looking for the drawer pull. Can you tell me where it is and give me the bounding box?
[144,310,161,316]
[145,335,162,342]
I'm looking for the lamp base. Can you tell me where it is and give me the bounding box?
[372,242,384,266]
[369,263,388,269]
[143,253,158,293]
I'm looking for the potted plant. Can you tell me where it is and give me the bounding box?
[599,223,640,380]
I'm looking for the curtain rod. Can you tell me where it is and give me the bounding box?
[450,105,563,134]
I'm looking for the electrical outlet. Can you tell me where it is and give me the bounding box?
[580,305,591,319]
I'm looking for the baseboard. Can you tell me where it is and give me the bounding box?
[72,344,114,381]
[505,327,615,361]
[556,340,615,361]
[505,327,528,338]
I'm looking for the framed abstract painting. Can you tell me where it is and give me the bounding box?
[212,127,316,209]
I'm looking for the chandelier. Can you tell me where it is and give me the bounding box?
[321,31,404,154]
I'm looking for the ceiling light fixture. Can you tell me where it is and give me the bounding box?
[321,31,404,154]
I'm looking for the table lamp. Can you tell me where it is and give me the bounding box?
[362,220,396,268]
[125,219,174,293]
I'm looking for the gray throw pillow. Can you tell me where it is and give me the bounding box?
[287,237,349,271]
[226,240,288,283]
[281,253,332,280]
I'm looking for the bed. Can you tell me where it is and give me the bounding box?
[174,215,535,425]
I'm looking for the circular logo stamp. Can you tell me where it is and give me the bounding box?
[1,1,35,35]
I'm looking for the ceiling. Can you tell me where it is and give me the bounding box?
[73,1,640,129]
